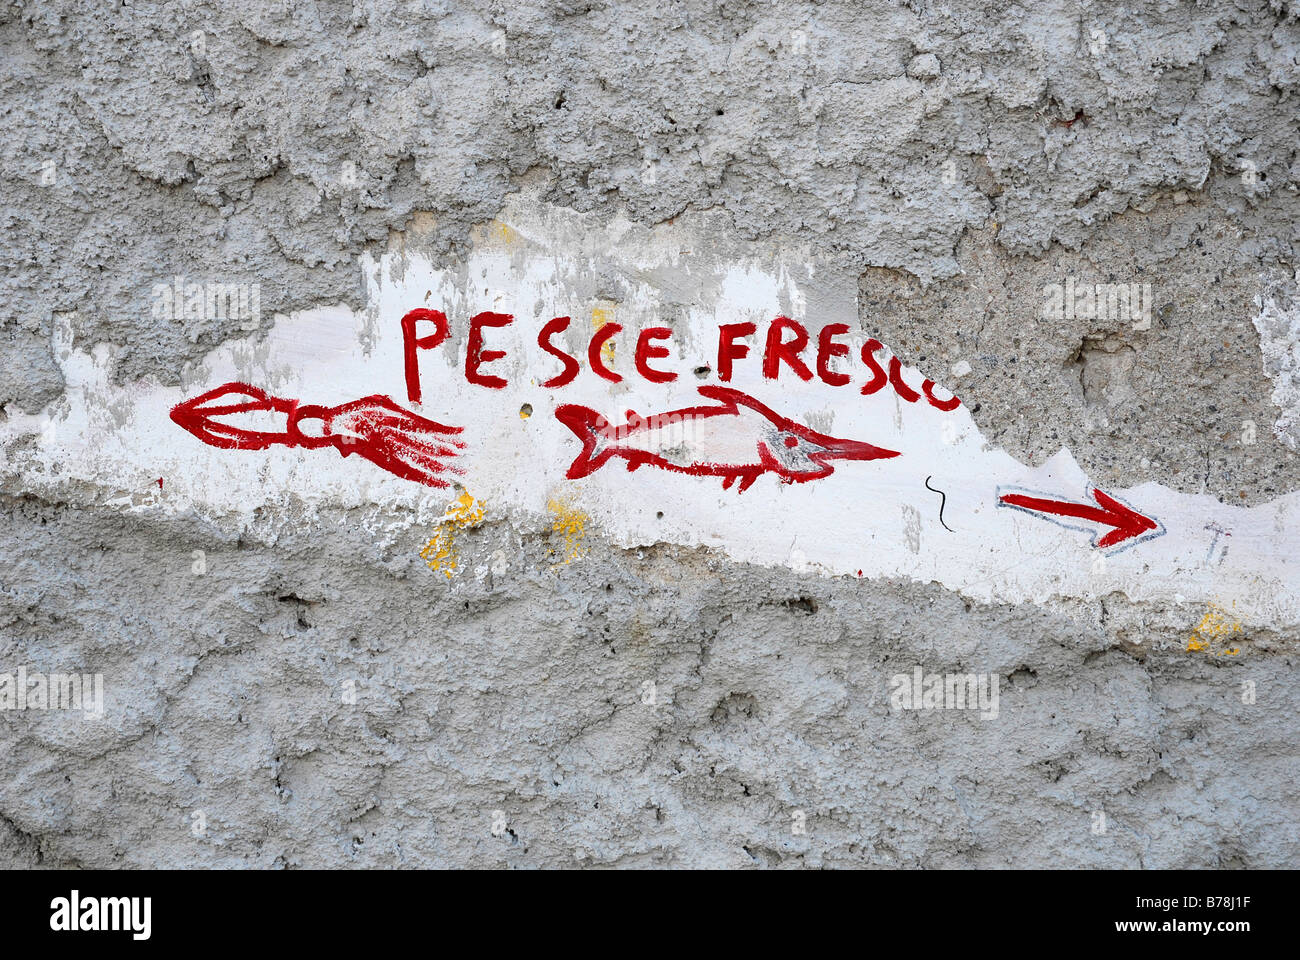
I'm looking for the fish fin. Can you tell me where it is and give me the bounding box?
[737,472,759,493]
[696,386,787,426]
[555,404,616,479]
[721,474,735,490]
[695,385,748,411]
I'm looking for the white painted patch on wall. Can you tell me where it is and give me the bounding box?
[1253,272,1300,452]
[3,195,1298,632]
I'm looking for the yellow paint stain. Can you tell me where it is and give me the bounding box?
[494,220,520,246]
[1185,601,1243,655]
[547,496,589,565]
[420,491,487,580]
[472,219,521,248]
[592,303,616,368]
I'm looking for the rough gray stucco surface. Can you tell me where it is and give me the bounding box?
[2,0,1298,867]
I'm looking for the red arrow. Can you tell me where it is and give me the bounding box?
[999,487,1158,549]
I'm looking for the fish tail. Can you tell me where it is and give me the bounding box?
[555,404,616,479]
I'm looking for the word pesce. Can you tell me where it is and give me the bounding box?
[399,308,961,410]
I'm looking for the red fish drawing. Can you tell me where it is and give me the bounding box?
[555,385,899,492]
[170,382,464,487]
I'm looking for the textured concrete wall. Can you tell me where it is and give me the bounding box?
[1,0,1298,868]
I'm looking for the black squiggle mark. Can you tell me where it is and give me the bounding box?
[925,475,954,532]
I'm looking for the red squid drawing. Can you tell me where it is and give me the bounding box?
[170,382,464,487]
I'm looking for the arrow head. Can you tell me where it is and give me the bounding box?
[1090,487,1159,549]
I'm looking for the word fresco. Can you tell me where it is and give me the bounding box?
[13,198,1294,633]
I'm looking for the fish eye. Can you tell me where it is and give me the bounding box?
[784,436,799,448]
